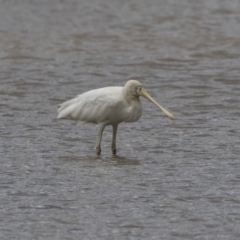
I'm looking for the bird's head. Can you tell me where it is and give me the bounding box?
[124,80,174,120]
[123,80,143,98]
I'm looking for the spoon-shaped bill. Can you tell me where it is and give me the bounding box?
[140,87,174,120]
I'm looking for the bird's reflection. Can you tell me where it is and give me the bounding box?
[59,154,140,166]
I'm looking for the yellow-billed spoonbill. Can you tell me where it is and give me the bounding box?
[58,80,173,155]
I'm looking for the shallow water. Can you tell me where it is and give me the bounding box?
[1,0,240,239]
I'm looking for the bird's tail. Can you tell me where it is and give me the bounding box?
[57,97,80,119]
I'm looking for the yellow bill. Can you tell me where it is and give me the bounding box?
[140,87,174,120]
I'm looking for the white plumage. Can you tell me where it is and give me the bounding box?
[58,80,173,155]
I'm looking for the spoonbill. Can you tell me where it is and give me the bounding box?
[58,80,173,155]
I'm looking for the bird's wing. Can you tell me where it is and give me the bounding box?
[57,87,124,124]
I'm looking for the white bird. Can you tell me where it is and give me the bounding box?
[58,80,174,155]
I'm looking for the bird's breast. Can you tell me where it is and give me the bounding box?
[123,99,142,123]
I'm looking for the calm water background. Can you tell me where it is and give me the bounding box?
[0,0,240,239]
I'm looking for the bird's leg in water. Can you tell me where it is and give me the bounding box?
[96,130,103,155]
[112,124,118,155]
[96,124,106,155]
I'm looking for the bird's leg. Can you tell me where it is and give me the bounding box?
[96,124,106,156]
[96,129,103,155]
[112,124,118,155]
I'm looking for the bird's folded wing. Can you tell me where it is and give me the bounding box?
[58,87,123,124]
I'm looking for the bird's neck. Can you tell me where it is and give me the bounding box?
[122,87,139,104]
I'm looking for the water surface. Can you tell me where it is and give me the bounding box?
[0,0,240,239]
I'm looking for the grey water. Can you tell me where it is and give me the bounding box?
[1,0,240,239]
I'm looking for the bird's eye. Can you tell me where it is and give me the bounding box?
[135,86,141,96]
